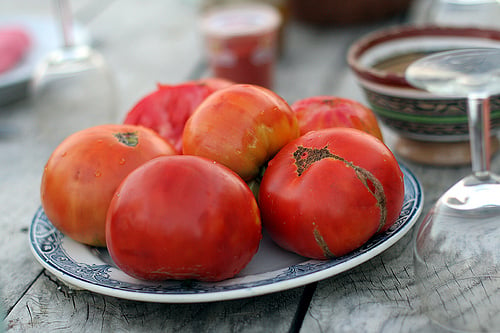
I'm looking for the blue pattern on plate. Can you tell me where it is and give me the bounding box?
[30,163,423,299]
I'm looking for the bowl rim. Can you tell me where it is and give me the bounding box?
[347,25,500,89]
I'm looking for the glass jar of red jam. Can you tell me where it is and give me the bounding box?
[201,3,282,89]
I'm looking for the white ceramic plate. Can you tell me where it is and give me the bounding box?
[29,163,423,303]
[0,15,89,105]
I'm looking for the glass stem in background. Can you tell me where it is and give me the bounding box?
[467,94,491,179]
[55,0,75,48]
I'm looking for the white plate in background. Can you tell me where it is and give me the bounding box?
[0,15,89,105]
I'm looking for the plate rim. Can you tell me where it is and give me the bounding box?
[29,163,423,303]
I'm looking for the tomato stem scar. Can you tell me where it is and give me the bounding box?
[113,131,139,147]
[294,145,386,232]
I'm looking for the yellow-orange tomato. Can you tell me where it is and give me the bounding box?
[183,84,300,181]
[40,124,177,247]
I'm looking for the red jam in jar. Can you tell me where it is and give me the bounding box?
[201,3,281,89]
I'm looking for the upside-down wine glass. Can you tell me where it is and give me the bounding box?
[406,48,500,332]
[31,0,117,152]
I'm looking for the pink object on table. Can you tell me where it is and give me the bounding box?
[0,27,31,74]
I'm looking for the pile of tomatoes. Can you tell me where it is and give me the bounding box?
[40,78,405,282]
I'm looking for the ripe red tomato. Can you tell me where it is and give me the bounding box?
[291,96,384,141]
[106,155,262,282]
[123,77,234,153]
[183,84,300,181]
[258,128,404,259]
[40,124,176,247]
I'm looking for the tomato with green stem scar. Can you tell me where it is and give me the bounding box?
[40,124,176,247]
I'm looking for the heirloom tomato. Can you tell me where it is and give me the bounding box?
[106,155,262,282]
[183,84,300,181]
[258,128,404,259]
[40,124,176,247]
[291,96,383,141]
[124,77,234,153]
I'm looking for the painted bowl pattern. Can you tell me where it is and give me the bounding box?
[348,25,500,142]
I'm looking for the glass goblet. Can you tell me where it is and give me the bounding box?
[31,0,117,151]
[406,48,500,332]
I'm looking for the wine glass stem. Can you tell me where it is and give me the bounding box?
[55,0,75,48]
[468,94,491,179]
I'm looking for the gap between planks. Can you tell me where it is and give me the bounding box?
[288,282,318,333]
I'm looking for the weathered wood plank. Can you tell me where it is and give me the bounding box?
[0,109,48,314]
[0,0,67,313]
[6,271,303,333]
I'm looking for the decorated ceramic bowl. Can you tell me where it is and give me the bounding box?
[347,25,500,142]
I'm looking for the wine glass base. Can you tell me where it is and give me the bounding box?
[394,135,500,166]
[416,273,500,332]
[414,174,500,332]
[406,47,500,333]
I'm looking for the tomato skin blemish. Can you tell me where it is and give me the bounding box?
[293,145,387,232]
[259,128,404,260]
[313,227,335,259]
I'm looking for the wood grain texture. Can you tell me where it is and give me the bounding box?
[3,0,498,332]
[0,134,48,315]
[6,271,303,332]
[300,229,448,332]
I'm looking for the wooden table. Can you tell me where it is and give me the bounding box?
[1,0,497,332]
